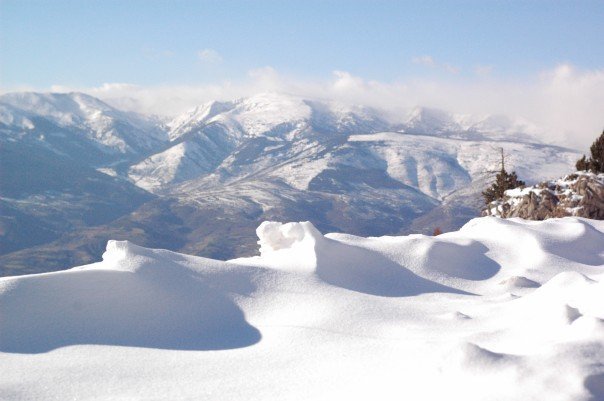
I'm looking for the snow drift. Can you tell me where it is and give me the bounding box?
[0,240,260,353]
[1,217,604,400]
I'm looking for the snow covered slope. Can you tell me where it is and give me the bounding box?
[1,217,603,400]
[128,93,565,196]
[128,93,391,190]
[0,92,168,162]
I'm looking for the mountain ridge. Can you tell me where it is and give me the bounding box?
[0,91,582,275]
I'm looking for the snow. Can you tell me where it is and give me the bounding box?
[1,217,604,400]
[349,132,578,200]
[0,92,168,156]
[166,92,311,143]
[128,141,193,191]
[489,172,604,217]
[230,93,311,137]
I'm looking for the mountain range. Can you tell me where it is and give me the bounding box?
[0,91,581,275]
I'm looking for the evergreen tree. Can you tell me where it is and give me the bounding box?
[575,130,604,173]
[588,130,604,173]
[576,155,589,171]
[482,149,525,204]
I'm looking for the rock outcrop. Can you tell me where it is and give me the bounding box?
[484,172,604,220]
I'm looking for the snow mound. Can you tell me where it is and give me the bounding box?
[252,221,462,296]
[99,240,145,271]
[257,221,322,254]
[415,237,500,280]
[498,275,541,289]
[1,217,604,400]
[456,342,519,370]
[0,242,261,353]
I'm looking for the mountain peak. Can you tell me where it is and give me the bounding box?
[403,106,459,134]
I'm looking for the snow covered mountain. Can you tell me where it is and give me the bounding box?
[0,92,163,268]
[128,93,568,196]
[0,91,582,274]
[399,106,541,142]
[128,93,392,190]
[2,217,603,400]
[0,92,168,164]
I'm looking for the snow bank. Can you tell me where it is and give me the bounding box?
[1,217,604,400]
[252,221,461,296]
[0,241,260,353]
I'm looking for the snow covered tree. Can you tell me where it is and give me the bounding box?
[575,130,604,173]
[482,149,525,204]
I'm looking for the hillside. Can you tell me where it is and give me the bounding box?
[486,172,604,220]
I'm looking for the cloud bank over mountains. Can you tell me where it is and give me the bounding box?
[9,63,604,150]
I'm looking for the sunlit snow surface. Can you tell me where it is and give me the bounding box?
[1,217,603,400]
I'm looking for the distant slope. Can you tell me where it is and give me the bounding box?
[0,92,168,166]
[0,92,162,265]
[0,140,154,258]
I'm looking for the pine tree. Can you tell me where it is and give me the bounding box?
[588,130,604,173]
[575,130,604,173]
[576,155,589,171]
[482,149,525,204]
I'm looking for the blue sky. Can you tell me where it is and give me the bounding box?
[2,0,603,87]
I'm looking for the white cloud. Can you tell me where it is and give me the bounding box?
[412,55,459,74]
[13,64,603,150]
[197,48,223,64]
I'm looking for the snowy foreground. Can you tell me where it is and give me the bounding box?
[1,217,604,400]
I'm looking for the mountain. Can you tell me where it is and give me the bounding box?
[399,106,541,142]
[128,93,392,191]
[0,92,161,268]
[0,92,168,166]
[0,92,582,275]
[2,217,603,400]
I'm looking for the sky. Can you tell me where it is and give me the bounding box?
[1,0,603,148]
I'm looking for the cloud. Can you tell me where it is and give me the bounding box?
[12,64,603,150]
[412,55,459,74]
[332,70,367,93]
[411,55,435,67]
[197,48,223,64]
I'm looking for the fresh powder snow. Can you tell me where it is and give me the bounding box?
[1,216,603,400]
